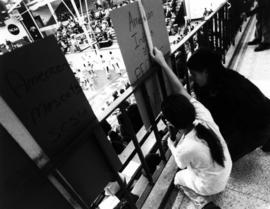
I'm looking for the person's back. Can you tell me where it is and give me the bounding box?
[172,98,232,196]
[195,68,270,133]
[175,129,231,195]
[188,48,270,161]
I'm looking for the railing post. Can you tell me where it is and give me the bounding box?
[120,108,154,185]
[94,126,138,209]
[140,84,167,162]
[189,35,196,53]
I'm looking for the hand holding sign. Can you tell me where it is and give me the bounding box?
[151,47,166,67]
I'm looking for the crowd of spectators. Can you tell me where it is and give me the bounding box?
[163,0,186,35]
[55,0,190,54]
[55,1,133,53]
[56,17,85,53]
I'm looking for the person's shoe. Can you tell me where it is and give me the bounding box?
[247,39,261,45]
[254,43,270,52]
[202,202,221,209]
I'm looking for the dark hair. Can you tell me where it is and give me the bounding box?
[195,124,225,167]
[187,48,223,75]
[161,94,225,167]
[119,89,125,94]
[161,94,195,130]
[112,91,119,100]
[117,113,125,125]
[100,119,112,135]
[108,130,122,143]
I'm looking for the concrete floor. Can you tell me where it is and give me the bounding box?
[170,18,270,209]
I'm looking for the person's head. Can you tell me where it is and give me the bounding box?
[162,95,225,167]
[117,113,125,125]
[112,91,119,100]
[108,130,122,142]
[187,48,223,87]
[161,94,195,131]
[119,88,125,94]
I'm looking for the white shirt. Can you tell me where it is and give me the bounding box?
[170,98,232,195]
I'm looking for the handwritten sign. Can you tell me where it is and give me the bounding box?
[110,0,170,84]
[0,36,122,206]
[0,36,95,157]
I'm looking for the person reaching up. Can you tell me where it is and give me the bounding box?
[151,47,232,209]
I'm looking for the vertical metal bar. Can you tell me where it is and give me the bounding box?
[222,6,225,50]
[209,19,214,49]
[170,53,177,73]
[216,12,221,49]
[227,4,234,46]
[140,84,166,162]
[114,173,138,209]
[219,9,226,63]
[223,5,228,50]
[21,1,44,39]
[189,35,195,53]
[20,20,34,42]
[214,16,218,50]
[47,2,59,24]
[180,46,191,94]
[120,108,153,184]
[93,126,138,209]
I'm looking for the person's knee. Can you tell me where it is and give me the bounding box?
[174,171,185,186]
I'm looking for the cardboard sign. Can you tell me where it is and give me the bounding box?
[0,36,123,205]
[110,0,170,84]
[0,37,123,207]
[0,37,93,157]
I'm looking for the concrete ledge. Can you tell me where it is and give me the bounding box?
[141,156,178,209]
[225,16,255,69]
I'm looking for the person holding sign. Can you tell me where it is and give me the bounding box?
[151,47,232,209]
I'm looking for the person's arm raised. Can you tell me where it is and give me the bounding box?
[151,47,191,100]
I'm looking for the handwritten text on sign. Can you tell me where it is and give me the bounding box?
[0,37,97,157]
[110,0,170,84]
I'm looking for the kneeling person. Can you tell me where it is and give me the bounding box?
[152,47,232,209]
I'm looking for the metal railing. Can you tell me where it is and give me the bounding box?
[91,0,255,208]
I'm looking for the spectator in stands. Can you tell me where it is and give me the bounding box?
[125,82,130,89]
[117,113,133,144]
[120,99,130,111]
[108,130,126,154]
[101,119,112,135]
[119,89,125,94]
[143,153,161,175]
[100,54,110,79]
[112,91,119,101]
[242,0,270,51]
[109,51,121,74]
[187,48,270,161]
[151,47,231,209]
[126,103,143,133]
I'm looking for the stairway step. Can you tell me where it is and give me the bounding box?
[141,156,181,209]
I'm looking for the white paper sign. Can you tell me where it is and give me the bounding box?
[110,0,170,84]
